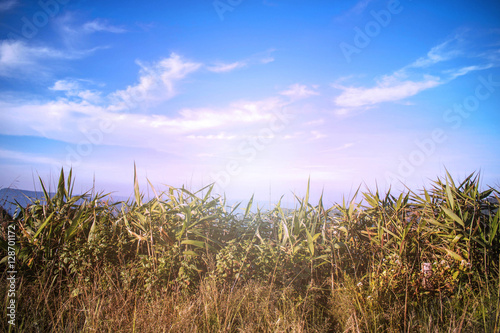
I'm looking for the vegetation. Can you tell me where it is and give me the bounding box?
[1,168,499,332]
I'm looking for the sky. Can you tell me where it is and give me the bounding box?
[0,0,499,207]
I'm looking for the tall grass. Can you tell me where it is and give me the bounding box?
[1,168,498,332]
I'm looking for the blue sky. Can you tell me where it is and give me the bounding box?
[0,0,499,206]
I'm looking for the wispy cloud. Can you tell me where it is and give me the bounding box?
[149,97,285,132]
[334,76,441,108]
[350,0,375,14]
[50,79,82,91]
[408,39,462,69]
[309,130,327,140]
[447,64,495,80]
[54,13,124,50]
[187,132,237,140]
[305,119,324,126]
[335,0,376,21]
[207,61,246,73]
[333,33,500,113]
[280,83,319,100]
[82,19,126,34]
[0,40,98,78]
[110,53,202,111]
[207,49,275,73]
[0,0,17,12]
[50,79,103,103]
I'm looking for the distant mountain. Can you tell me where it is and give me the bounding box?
[0,188,346,218]
[0,188,155,218]
[0,188,50,217]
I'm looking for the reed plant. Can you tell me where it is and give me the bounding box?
[0,168,498,332]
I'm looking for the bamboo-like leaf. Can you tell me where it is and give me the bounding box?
[133,162,141,206]
[451,234,462,244]
[424,188,431,203]
[33,211,55,240]
[181,239,205,249]
[306,229,314,257]
[65,209,87,241]
[382,226,401,241]
[395,193,403,211]
[442,247,464,261]
[281,218,290,245]
[363,192,378,209]
[38,176,52,208]
[147,178,165,213]
[442,207,464,227]
[446,182,455,210]
[128,230,146,241]
[426,218,451,229]
[244,194,254,220]
[57,168,66,207]
[488,209,500,245]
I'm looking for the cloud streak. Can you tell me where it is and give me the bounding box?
[110,53,202,111]
[0,40,103,78]
[0,0,17,12]
[280,84,319,100]
[82,19,126,34]
[334,76,441,108]
[333,34,500,113]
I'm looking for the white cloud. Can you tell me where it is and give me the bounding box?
[408,38,462,69]
[0,0,17,11]
[51,80,81,91]
[310,130,327,140]
[321,143,354,153]
[334,76,441,108]
[446,64,494,80]
[333,33,499,112]
[0,90,288,152]
[350,0,375,14]
[0,40,103,78]
[305,119,324,126]
[111,53,202,110]
[0,40,68,65]
[206,49,275,73]
[207,61,246,73]
[187,132,237,140]
[82,19,126,33]
[50,79,103,103]
[147,98,284,132]
[260,57,275,64]
[280,84,319,100]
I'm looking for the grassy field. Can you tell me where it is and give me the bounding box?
[1,168,499,332]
